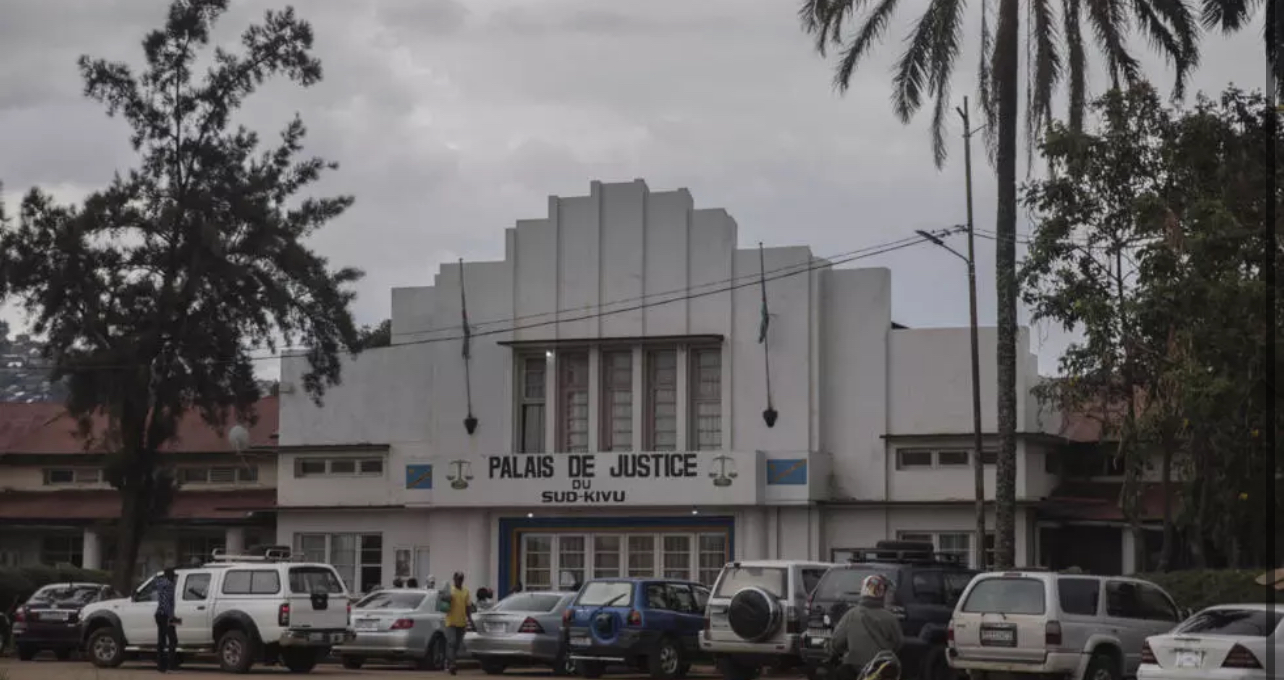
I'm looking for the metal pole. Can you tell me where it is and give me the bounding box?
[960,97,987,571]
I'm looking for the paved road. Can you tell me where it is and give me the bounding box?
[0,658,737,680]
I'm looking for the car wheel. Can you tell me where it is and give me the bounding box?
[216,629,256,674]
[479,656,507,675]
[1083,652,1121,680]
[716,657,761,680]
[648,636,684,680]
[282,649,319,673]
[341,656,365,669]
[418,633,447,671]
[920,645,952,680]
[16,643,37,661]
[578,659,606,678]
[87,628,126,668]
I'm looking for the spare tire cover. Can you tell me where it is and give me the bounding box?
[727,587,781,642]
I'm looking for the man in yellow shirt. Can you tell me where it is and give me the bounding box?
[444,571,474,674]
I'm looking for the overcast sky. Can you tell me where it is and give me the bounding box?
[0,0,1267,377]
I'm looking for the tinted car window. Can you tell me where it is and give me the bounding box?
[801,569,826,597]
[1176,608,1283,637]
[289,567,345,594]
[1137,584,1178,621]
[715,566,786,598]
[222,569,281,595]
[911,571,945,606]
[493,593,565,612]
[694,586,710,609]
[944,572,975,607]
[1105,581,1142,619]
[355,591,427,610]
[29,584,104,605]
[961,578,1047,615]
[576,581,633,607]
[669,584,698,614]
[646,583,673,610]
[134,576,160,603]
[182,574,211,601]
[813,566,898,601]
[1056,577,1100,616]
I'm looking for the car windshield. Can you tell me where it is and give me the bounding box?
[715,566,786,598]
[29,584,101,605]
[1175,608,1283,637]
[493,593,566,612]
[575,581,634,607]
[288,567,345,594]
[813,567,896,601]
[961,577,1047,615]
[355,591,426,610]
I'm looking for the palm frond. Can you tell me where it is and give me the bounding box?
[1199,0,1263,31]
[799,0,870,56]
[926,0,966,166]
[1064,0,1088,132]
[1086,0,1142,87]
[833,0,904,92]
[1028,0,1064,162]
[978,0,999,162]
[1132,0,1200,100]
[930,80,953,167]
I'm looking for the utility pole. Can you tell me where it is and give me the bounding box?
[959,97,986,572]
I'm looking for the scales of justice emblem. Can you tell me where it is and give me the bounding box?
[446,459,474,490]
[709,455,738,487]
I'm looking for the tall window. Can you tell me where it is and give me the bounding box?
[690,348,722,451]
[294,533,383,593]
[521,531,728,590]
[646,350,678,451]
[178,536,224,567]
[41,535,83,567]
[518,355,546,453]
[601,351,633,451]
[559,352,590,452]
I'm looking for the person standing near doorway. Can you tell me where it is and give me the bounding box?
[443,571,474,675]
[154,568,179,673]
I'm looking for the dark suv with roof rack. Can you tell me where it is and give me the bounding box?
[800,541,976,680]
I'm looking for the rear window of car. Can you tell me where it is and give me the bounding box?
[714,566,787,598]
[222,569,281,595]
[575,581,634,607]
[29,584,102,605]
[813,566,897,601]
[494,593,567,612]
[355,591,426,610]
[1175,608,1283,637]
[288,567,345,595]
[961,577,1047,615]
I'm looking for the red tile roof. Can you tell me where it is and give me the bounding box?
[0,488,275,522]
[0,397,278,455]
[1040,481,1171,522]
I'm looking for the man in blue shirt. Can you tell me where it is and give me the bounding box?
[154,568,178,672]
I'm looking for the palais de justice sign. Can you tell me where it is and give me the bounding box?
[428,451,761,507]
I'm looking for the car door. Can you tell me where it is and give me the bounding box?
[1104,580,1150,672]
[666,583,706,653]
[121,575,161,645]
[174,571,215,646]
[906,568,951,633]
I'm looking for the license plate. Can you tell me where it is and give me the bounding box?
[355,620,378,632]
[570,634,590,647]
[979,627,1016,647]
[1175,650,1203,668]
[40,611,68,621]
[485,622,507,633]
[309,632,323,642]
[808,636,828,648]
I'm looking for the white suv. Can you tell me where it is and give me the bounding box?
[700,560,833,680]
[948,570,1184,680]
[79,549,354,673]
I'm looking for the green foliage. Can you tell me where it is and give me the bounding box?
[0,566,113,612]
[357,319,392,349]
[1137,570,1284,613]
[0,0,362,589]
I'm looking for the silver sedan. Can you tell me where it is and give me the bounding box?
[466,591,578,675]
[335,588,460,670]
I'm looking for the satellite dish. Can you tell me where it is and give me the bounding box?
[228,424,250,453]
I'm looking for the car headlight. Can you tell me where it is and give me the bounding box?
[822,614,831,627]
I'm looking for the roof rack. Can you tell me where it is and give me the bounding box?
[844,540,965,566]
[205,545,301,564]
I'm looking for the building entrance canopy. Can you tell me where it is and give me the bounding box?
[405,450,826,508]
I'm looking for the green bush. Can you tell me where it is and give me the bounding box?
[1137,569,1283,613]
[0,566,112,612]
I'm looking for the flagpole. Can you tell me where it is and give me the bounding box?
[759,243,777,427]
[460,258,477,434]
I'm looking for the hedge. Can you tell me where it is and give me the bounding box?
[1136,569,1284,613]
[0,566,113,613]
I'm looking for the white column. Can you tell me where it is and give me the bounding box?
[82,528,102,570]
[1121,529,1137,575]
[225,527,246,556]
[739,508,768,560]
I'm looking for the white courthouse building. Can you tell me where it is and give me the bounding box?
[273,179,1070,596]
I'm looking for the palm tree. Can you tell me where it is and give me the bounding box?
[1200,1,1278,98]
[798,0,1203,569]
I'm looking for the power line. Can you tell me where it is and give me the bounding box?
[1,229,956,374]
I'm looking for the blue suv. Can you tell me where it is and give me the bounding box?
[562,578,710,679]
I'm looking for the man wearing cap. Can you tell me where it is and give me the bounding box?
[828,574,903,679]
